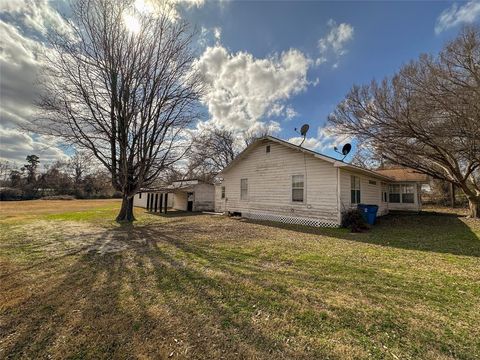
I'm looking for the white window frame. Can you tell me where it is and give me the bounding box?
[351,175,361,204]
[240,179,248,200]
[291,175,304,202]
[389,183,415,204]
[401,184,415,204]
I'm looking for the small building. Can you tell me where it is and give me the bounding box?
[133,179,215,213]
[215,136,428,227]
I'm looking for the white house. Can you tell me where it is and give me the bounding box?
[134,179,215,213]
[215,136,427,227]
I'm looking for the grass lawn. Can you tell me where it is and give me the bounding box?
[0,200,479,359]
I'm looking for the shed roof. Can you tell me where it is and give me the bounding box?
[374,168,429,182]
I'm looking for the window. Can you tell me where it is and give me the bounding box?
[389,184,400,203]
[351,175,361,204]
[401,184,415,203]
[369,180,377,185]
[292,175,304,202]
[240,179,248,200]
[383,191,388,202]
[266,145,271,153]
[389,184,414,203]
[139,192,142,199]
[221,186,225,199]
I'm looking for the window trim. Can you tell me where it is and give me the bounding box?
[291,174,304,203]
[351,175,361,205]
[240,178,248,200]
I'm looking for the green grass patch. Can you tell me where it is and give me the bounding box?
[0,201,479,359]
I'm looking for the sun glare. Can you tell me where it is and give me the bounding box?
[134,0,154,14]
[123,13,141,34]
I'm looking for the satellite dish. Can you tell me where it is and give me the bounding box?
[300,124,309,137]
[334,143,352,161]
[342,143,352,156]
[294,124,310,147]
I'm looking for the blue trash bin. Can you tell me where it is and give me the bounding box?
[357,204,379,225]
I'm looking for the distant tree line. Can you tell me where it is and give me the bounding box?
[0,152,118,201]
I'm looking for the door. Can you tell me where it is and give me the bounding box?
[187,192,194,211]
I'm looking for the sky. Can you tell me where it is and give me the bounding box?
[0,0,479,165]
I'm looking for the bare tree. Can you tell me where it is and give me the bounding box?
[0,161,14,185]
[243,128,272,147]
[187,128,237,180]
[32,0,203,221]
[329,26,480,217]
[68,151,93,188]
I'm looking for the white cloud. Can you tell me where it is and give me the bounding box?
[316,19,354,67]
[0,127,68,164]
[0,5,68,163]
[0,21,43,128]
[213,27,222,42]
[285,106,298,120]
[198,26,222,48]
[132,0,206,22]
[435,1,480,34]
[194,45,310,132]
[0,0,71,35]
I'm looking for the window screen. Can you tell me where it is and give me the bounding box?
[240,179,248,200]
[292,175,304,202]
[351,176,361,204]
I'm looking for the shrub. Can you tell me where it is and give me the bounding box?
[0,188,23,201]
[341,209,368,232]
[41,195,75,200]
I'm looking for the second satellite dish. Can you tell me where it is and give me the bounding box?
[341,143,351,156]
[334,143,352,160]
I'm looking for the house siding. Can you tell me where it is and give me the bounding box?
[193,183,215,211]
[219,140,339,226]
[339,169,388,216]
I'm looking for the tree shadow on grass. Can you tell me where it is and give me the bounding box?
[0,224,310,359]
[2,217,478,359]
[240,211,480,258]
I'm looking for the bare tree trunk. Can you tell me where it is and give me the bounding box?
[450,183,455,208]
[116,195,135,222]
[468,197,480,218]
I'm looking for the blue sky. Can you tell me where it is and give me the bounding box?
[0,0,479,164]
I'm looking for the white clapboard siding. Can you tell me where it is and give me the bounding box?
[339,168,388,215]
[220,139,339,226]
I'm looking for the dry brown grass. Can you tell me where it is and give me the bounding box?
[0,200,479,359]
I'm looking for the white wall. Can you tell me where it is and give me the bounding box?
[219,139,339,225]
[339,169,388,215]
[133,192,147,208]
[193,183,215,211]
[173,192,188,211]
[133,192,173,209]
